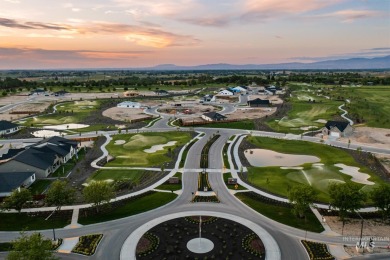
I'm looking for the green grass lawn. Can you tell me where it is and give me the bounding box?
[0,213,70,231]
[29,180,53,195]
[245,136,383,202]
[106,132,192,167]
[267,89,341,133]
[78,192,177,225]
[88,169,147,183]
[223,173,247,190]
[155,172,182,191]
[235,192,324,233]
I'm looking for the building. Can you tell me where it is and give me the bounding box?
[0,171,36,197]
[0,148,25,164]
[0,136,78,178]
[123,91,139,97]
[0,120,21,136]
[232,86,248,93]
[117,101,141,109]
[53,90,69,96]
[202,94,216,102]
[247,98,271,107]
[322,121,353,138]
[202,112,227,122]
[217,89,234,96]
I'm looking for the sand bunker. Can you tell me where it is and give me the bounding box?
[315,119,327,124]
[280,166,304,170]
[114,140,126,145]
[300,126,318,131]
[245,149,320,167]
[144,141,177,153]
[335,163,374,185]
[33,130,64,137]
[43,123,89,130]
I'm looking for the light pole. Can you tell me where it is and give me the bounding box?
[356,211,364,247]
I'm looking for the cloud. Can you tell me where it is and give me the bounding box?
[318,9,384,22]
[241,0,341,22]
[112,0,199,16]
[290,48,390,61]
[0,47,152,66]
[0,17,200,48]
[0,17,69,30]
[3,0,20,3]
[179,16,232,27]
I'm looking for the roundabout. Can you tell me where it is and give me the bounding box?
[120,211,279,260]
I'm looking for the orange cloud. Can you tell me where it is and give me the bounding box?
[320,9,384,22]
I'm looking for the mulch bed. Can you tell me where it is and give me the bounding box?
[136,216,265,259]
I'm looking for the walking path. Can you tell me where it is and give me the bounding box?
[57,237,79,254]
[339,104,354,126]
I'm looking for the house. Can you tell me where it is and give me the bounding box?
[232,86,248,93]
[202,112,227,122]
[247,98,271,107]
[0,148,25,164]
[117,101,141,109]
[0,121,21,136]
[0,172,36,197]
[123,91,139,97]
[0,136,78,178]
[155,90,169,96]
[30,88,46,95]
[217,89,234,96]
[53,90,69,96]
[322,121,353,138]
[202,94,216,102]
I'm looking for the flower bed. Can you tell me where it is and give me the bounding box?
[242,233,265,257]
[52,238,63,251]
[198,172,212,191]
[192,195,220,203]
[184,216,218,224]
[72,234,103,256]
[136,216,265,259]
[301,240,334,260]
[136,232,160,257]
[200,134,220,168]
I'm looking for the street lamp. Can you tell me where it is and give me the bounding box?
[355,211,364,247]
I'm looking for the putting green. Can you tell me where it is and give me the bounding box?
[106,132,192,167]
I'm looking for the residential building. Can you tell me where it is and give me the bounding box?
[0,120,21,136]
[0,171,36,197]
[322,121,353,138]
[217,89,234,96]
[0,136,78,178]
[202,112,227,122]
[202,94,216,102]
[117,101,141,109]
[247,98,271,107]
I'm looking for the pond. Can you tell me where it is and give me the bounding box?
[245,149,320,167]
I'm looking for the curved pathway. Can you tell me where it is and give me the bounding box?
[339,104,354,125]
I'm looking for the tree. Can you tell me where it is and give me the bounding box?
[328,182,366,226]
[2,188,32,213]
[83,181,114,212]
[45,180,75,210]
[288,185,317,218]
[370,184,390,221]
[7,232,58,260]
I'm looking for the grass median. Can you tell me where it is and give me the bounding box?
[235,192,324,233]
[78,191,177,225]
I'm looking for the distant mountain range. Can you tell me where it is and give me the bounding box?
[145,55,390,70]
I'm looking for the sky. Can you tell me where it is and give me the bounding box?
[0,0,389,69]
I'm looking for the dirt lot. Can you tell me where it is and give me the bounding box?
[339,127,390,150]
[325,216,390,238]
[158,103,217,116]
[0,101,53,121]
[228,107,277,120]
[102,107,151,122]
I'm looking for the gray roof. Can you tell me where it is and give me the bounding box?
[203,112,227,120]
[13,136,78,170]
[0,172,35,193]
[248,98,270,105]
[325,121,350,132]
[0,121,19,131]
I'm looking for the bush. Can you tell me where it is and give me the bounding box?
[72,234,103,256]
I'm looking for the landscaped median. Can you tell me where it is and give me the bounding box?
[301,240,334,260]
[235,192,324,233]
[72,234,103,256]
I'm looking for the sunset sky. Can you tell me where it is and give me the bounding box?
[0,0,389,69]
